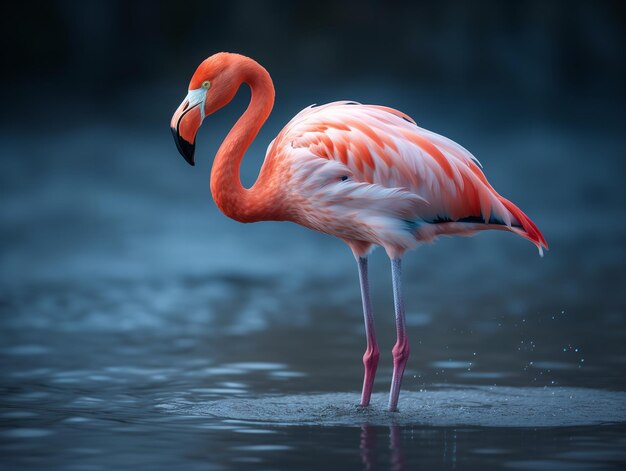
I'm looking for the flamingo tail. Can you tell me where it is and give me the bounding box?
[499,197,548,256]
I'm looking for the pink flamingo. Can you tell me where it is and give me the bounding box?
[170,53,547,412]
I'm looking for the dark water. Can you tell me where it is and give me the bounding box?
[1,94,626,469]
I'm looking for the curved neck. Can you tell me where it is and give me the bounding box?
[210,59,278,223]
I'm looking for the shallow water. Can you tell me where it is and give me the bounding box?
[1,272,625,470]
[185,388,626,427]
[1,98,626,469]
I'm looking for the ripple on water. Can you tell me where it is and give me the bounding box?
[233,445,292,452]
[226,362,287,371]
[63,417,95,424]
[192,367,246,377]
[0,411,38,419]
[218,382,247,388]
[233,428,277,434]
[190,388,247,395]
[431,360,473,369]
[270,371,307,378]
[457,371,512,379]
[232,457,263,463]
[530,361,578,370]
[9,391,49,402]
[472,448,511,455]
[10,368,54,379]
[174,386,626,428]
[2,428,53,438]
[2,345,49,356]
[503,460,605,470]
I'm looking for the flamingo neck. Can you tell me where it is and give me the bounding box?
[210,59,279,223]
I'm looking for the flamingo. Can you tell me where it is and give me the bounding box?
[170,52,547,412]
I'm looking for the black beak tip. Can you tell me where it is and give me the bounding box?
[170,127,195,166]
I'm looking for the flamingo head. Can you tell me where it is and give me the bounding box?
[170,53,241,166]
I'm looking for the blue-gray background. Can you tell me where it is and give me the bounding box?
[1,1,625,470]
[1,0,625,287]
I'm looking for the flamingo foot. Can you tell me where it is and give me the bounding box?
[388,338,410,411]
[360,346,380,406]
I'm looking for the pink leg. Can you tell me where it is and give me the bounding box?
[388,258,410,412]
[357,256,380,407]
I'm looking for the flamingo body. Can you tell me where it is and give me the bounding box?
[269,101,546,258]
[170,53,547,411]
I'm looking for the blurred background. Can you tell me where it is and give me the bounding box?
[1,0,625,284]
[1,1,625,470]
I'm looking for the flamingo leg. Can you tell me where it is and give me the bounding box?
[388,257,410,412]
[357,256,380,407]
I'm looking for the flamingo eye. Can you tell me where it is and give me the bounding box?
[340,176,348,181]
[201,80,211,89]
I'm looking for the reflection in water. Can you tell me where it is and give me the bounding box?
[360,424,376,470]
[360,424,406,471]
[359,423,468,471]
[444,429,457,469]
[389,425,405,471]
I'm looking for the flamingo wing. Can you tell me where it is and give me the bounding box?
[271,101,547,254]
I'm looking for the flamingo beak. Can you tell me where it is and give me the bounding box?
[170,89,207,166]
